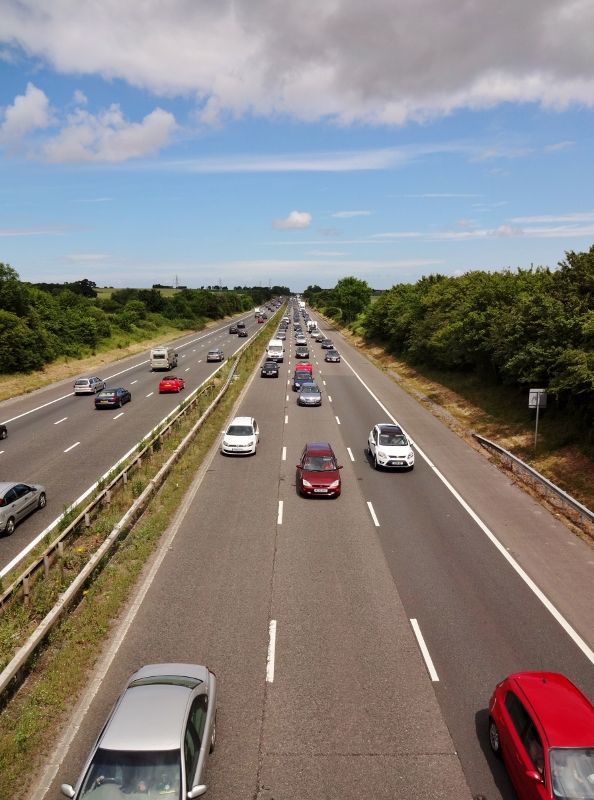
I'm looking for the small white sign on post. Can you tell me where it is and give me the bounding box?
[529,388,547,448]
[528,388,547,409]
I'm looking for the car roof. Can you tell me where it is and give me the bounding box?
[303,441,334,455]
[101,684,190,752]
[510,672,594,747]
[376,423,404,435]
[101,664,209,752]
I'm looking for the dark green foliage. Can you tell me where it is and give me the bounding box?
[0,264,273,375]
[309,247,594,440]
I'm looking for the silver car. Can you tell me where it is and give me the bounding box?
[0,481,46,536]
[74,376,106,395]
[206,348,224,362]
[297,382,322,406]
[62,663,217,800]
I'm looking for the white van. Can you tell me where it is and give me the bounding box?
[150,346,178,370]
[266,338,284,362]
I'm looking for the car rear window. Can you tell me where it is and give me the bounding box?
[129,675,202,689]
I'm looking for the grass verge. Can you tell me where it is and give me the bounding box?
[0,322,198,404]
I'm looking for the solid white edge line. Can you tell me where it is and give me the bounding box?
[266,619,277,683]
[341,353,594,666]
[277,500,284,525]
[282,446,287,461]
[410,618,440,682]
[347,447,355,462]
[366,500,380,527]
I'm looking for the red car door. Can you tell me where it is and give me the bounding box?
[502,692,549,800]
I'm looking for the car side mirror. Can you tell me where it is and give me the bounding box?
[187,786,208,798]
[525,769,544,785]
[60,785,75,798]
[338,465,343,469]
[296,465,302,470]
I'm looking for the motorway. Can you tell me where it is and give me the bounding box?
[0,313,266,574]
[22,307,594,799]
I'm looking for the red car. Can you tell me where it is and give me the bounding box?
[294,362,313,375]
[488,671,594,799]
[159,375,185,393]
[296,442,343,497]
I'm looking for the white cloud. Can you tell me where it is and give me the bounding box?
[511,211,594,224]
[0,82,51,144]
[306,250,348,256]
[3,2,594,125]
[165,147,413,172]
[331,210,371,218]
[273,211,312,230]
[42,105,177,163]
[73,90,88,105]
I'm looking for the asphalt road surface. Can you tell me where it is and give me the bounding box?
[27,309,594,799]
[0,313,265,572]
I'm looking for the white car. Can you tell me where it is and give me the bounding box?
[221,416,259,455]
[367,423,415,470]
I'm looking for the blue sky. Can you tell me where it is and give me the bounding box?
[1,0,594,292]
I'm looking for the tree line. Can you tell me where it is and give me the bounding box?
[305,247,594,440]
[0,263,288,374]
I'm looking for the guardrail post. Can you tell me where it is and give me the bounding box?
[123,471,128,485]
[23,576,30,606]
[85,512,91,527]
[106,489,111,506]
[43,555,50,578]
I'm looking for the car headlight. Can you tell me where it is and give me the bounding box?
[407,450,414,461]
[376,449,387,459]
[328,479,340,489]
[302,478,312,488]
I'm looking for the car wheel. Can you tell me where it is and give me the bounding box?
[488,718,501,758]
[0,429,6,440]
[209,713,217,753]
[118,400,122,408]
[5,517,16,536]
[37,492,47,509]
[373,454,379,470]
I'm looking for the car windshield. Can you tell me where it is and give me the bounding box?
[303,456,335,471]
[300,385,319,393]
[78,748,181,800]
[550,748,594,800]
[227,425,254,436]
[379,433,407,446]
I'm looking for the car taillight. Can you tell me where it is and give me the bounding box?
[0,498,5,506]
